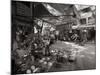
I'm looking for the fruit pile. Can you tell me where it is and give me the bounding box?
[25,56,55,74]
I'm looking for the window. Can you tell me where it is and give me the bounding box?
[80,18,86,25]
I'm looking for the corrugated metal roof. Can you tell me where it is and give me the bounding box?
[43,3,74,16]
[41,3,78,26]
[42,16,77,26]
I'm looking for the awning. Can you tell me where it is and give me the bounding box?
[72,24,96,29]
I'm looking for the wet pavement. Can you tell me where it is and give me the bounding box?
[49,41,96,72]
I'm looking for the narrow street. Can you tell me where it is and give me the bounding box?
[49,41,96,72]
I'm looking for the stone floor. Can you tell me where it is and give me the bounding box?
[49,41,96,72]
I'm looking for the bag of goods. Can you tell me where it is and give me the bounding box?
[33,68,41,73]
[48,61,53,67]
[43,61,48,65]
[42,57,46,61]
[68,49,77,61]
[31,65,35,70]
[46,57,50,61]
[63,53,68,58]
[26,69,31,74]
[50,49,58,55]
[39,59,44,63]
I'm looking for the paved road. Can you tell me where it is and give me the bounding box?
[76,43,96,70]
[49,41,96,72]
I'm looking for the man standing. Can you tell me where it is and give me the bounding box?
[80,29,87,45]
